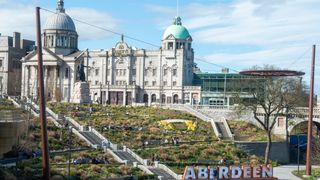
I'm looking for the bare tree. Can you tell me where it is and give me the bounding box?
[235,71,306,164]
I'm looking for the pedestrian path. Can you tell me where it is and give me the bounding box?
[274,165,303,180]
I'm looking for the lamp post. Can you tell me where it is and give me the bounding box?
[222,68,229,106]
[36,7,50,179]
[68,126,73,180]
[305,45,316,176]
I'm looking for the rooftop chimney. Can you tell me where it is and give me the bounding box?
[13,32,21,49]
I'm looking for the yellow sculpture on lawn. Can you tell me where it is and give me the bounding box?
[185,120,197,131]
[158,121,174,130]
[158,120,197,131]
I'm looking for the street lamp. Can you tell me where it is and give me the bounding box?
[68,125,73,180]
[222,68,229,106]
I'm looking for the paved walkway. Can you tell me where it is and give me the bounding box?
[274,165,320,180]
[274,165,305,180]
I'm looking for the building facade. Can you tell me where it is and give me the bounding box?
[0,32,34,96]
[21,0,201,105]
[193,72,261,106]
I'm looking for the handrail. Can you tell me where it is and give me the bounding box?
[71,128,96,148]
[221,118,234,140]
[126,147,144,165]
[65,117,81,129]
[158,163,180,180]
[106,149,125,163]
[137,165,154,175]
[211,120,221,138]
[46,107,59,120]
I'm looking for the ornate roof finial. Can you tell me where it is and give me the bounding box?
[57,0,65,13]
[121,34,124,42]
[173,16,182,25]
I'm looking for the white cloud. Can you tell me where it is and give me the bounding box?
[0,1,119,41]
[146,0,320,93]
[68,7,119,41]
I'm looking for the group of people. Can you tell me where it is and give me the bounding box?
[171,136,180,145]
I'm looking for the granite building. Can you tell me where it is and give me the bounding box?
[21,0,201,105]
[0,32,34,96]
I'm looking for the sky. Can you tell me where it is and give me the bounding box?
[0,0,319,94]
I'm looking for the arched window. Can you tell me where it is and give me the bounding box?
[173,94,179,104]
[151,94,156,103]
[161,94,166,104]
[143,94,148,103]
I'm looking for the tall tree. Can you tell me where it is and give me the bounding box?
[235,73,306,164]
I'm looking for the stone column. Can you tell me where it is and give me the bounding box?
[53,66,57,101]
[106,82,109,104]
[44,66,47,95]
[132,88,136,103]
[123,84,127,106]
[23,65,28,97]
[189,92,192,105]
[148,93,151,106]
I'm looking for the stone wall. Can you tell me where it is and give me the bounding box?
[235,141,290,163]
[0,120,26,158]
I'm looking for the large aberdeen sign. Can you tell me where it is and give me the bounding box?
[183,165,277,180]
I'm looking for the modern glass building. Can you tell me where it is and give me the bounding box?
[193,72,261,106]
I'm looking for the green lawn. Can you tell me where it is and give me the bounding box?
[228,120,284,141]
[292,168,320,180]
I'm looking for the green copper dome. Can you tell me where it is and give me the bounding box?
[163,17,190,40]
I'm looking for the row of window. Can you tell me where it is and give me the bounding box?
[115,81,127,86]
[116,69,126,76]
[45,35,77,48]
[84,67,177,78]
[167,42,191,50]
[144,68,177,76]
[144,81,177,86]
[63,67,178,80]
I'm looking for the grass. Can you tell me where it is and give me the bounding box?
[46,102,269,174]
[48,102,218,149]
[228,120,284,142]
[0,99,148,179]
[292,168,320,180]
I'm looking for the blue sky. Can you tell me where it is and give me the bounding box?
[0,0,319,94]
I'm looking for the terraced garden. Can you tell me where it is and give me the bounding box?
[0,99,149,179]
[47,103,267,174]
[228,120,284,141]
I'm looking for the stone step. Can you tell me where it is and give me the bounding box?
[112,150,141,165]
[149,167,176,180]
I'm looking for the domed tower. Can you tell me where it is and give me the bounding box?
[162,16,192,51]
[43,0,78,55]
[162,16,194,85]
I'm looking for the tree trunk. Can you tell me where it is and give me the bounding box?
[264,131,272,164]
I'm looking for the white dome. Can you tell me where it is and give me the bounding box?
[45,12,76,32]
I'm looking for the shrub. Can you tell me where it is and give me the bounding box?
[90,165,101,173]
[119,165,129,175]
[53,156,63,163]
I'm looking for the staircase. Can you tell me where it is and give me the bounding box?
[166,104,233,140]
[215,122,231,140]
[149,167,176,180]
[8,97,179,179]
[112,150,142,165]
